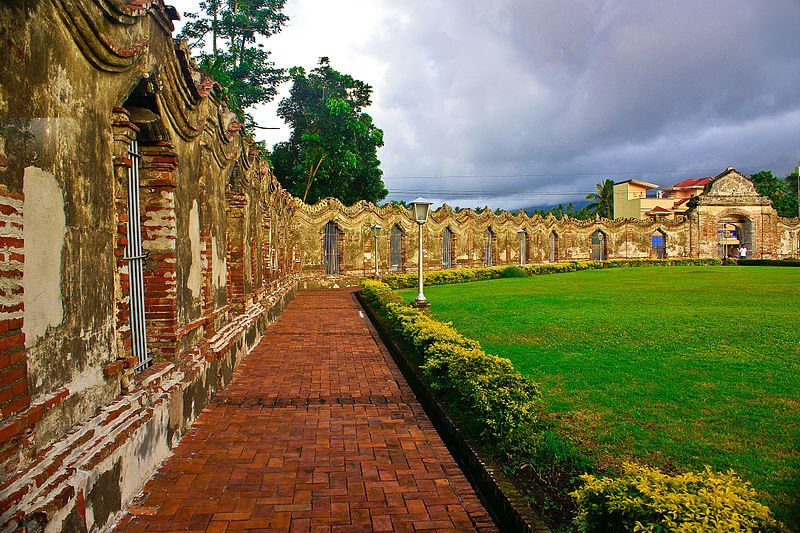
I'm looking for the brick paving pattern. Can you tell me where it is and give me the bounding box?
[118,289,497,532]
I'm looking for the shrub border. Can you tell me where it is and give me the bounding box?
[356,290,549,533]
[380,258,723,289]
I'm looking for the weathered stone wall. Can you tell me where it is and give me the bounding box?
[0,1,301,530]
[295,170,799,277]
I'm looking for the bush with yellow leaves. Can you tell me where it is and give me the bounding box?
[572,463,784,532]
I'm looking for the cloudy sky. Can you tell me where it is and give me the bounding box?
[171,0,800,209]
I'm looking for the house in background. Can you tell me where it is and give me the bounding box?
[613,177,714,220]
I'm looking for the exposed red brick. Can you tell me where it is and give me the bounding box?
[102,360,125,378]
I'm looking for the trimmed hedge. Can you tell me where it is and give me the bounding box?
[361,279,543,460]
[739,258,800,267]
[381,258,723,289]
[572,463,784,532]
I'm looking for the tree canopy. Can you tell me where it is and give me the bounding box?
[750,170,799,218]
[271,58,387,205]
[178,0,288,126]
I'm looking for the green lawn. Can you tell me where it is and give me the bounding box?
[398,266,800,526]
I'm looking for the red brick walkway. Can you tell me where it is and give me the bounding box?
[117,289,497,532]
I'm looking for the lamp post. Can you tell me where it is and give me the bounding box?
[370,224,382,278]
[410,198,432,308]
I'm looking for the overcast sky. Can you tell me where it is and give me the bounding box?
[170,0,800,209]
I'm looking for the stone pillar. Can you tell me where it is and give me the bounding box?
[226,188,247,312]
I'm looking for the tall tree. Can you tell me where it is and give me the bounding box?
[271,58,387,205]
[585,179,615,218]
[178,0,288,126]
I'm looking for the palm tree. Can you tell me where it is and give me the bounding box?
[586,179,615,218]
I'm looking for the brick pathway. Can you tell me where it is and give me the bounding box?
[117,289,497,532]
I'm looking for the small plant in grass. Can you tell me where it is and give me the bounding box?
[501,266,528,278]
[572,463,785,532]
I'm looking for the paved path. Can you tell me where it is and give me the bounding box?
[118,289,497,532]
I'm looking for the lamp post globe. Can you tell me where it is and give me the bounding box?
[409,198,432,308]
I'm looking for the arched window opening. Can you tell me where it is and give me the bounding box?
[651,230,667,259]
[518,230,528,266]
[390,224,404,272]
[324,221,343,275]
[591,230,606,261]
[442,227,454,268]
[549,231,559,263]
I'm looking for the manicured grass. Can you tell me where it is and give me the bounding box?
[398,266,800,526]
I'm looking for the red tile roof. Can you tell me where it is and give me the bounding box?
[673,198,691,208]
[666,177,713,190]
[646,206,673,214]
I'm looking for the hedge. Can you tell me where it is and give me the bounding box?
[738,258,800,267]
[360,279,542,459]
[572,463,784,532]
[381,258,723,289]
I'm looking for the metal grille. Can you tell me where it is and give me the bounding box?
[324,221,340,275]
[485,228,493,266]
[442,227,453,268]
[390,225,403,271]
[126,140,150,372]
[549,232,558,262]
[651,232,666,259]
[591,231,606,260]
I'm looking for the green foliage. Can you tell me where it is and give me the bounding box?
[738,258,800,267]
[750,170,799,218]
[380,258,722,289]
[585,179,615,219]
[178,0,288,126]
[271,58,387,205]
[572,463,784,532]
[500,266,528,278]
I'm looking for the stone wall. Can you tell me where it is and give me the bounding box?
[0,1,300,530]
[295,170,800,277]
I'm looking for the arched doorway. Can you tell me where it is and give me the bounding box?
[549,231,559,263]
[651,229,667,259]
[591,230,607,261]
[442,227,454,268]
[390,224,404,271]
[323,221,343,275]
[717,216,752,258]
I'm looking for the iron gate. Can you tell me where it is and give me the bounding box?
[390,225,403,271]
[126,139,151,371]
[324,221,340,275]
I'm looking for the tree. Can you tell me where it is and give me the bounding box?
[271,58,387,205]
[178,0,288,126]
[750,170,798,218]
[585,179,615,218]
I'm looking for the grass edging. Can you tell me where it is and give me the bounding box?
[356,290,550,533]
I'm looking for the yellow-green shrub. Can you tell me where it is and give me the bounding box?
[572,463,784,532]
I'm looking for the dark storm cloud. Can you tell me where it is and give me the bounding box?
[370,0,800,209]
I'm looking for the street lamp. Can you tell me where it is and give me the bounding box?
[370,224,382,278]
[517,229,527,266]
[410,198,432,308]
